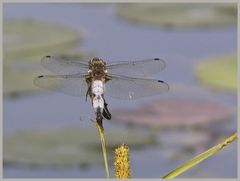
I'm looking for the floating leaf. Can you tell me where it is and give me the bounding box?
[3,19,90,96]
[3,126,155,168]
[116,3,237,28]
[4,19,80,61]
[195,52,237,92]
[112,99,232,128]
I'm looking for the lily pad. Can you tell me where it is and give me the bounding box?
[195,52,237,92]
[112,99,232,128]
[116,3,237,28]
[3,19,90,97]
[4,19,80,61]
[3,126,155,167]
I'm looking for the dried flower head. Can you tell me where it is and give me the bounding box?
[114,144,131,179]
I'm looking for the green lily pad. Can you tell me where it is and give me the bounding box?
[195,52,237,92]
[3,126,155,167]
[3,19,91,97]
[4,19,81,61]
[116,3,237,28]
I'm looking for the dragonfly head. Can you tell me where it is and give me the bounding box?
[89,57,107,77]
[90,57,104,63]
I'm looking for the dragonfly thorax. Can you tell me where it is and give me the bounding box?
[88,57,107,79]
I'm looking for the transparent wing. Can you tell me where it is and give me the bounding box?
[105,74,169,100]
[41,55,89,74]
[34,73,88,96]
[106,58,166,78]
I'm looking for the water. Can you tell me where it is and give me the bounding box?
[3,3,237,178]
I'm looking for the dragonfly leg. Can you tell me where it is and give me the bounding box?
[86,86,91,102]
[102,100,111,120]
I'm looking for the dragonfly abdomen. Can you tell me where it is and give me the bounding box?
[91,80,105,114]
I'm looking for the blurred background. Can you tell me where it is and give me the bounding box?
[3,3,237,178]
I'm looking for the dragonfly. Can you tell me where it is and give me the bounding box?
[34,56,169,127]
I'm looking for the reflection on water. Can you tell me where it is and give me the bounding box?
[3,3,237,178]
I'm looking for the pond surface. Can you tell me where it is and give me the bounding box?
[3,3,237,178]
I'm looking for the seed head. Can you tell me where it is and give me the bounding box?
[114,144,131,179]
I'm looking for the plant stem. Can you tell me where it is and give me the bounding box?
[95,121,110,178]
[162,132,237,179]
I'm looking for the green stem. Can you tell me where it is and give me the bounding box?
[95,121,110,178]
[162,132,237,179]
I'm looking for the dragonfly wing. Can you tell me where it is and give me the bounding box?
[41,55,89,74]
[106,58,166,77]
[105,74,169,100]
[34,73,88,96]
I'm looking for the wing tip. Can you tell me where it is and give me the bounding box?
[41,56,49,66]
[33,75,44,84]
[41,55,51,61]
[158,80,170,91]
[42,55,51,59]
[33,75,43,87]
[154,57,166,69]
